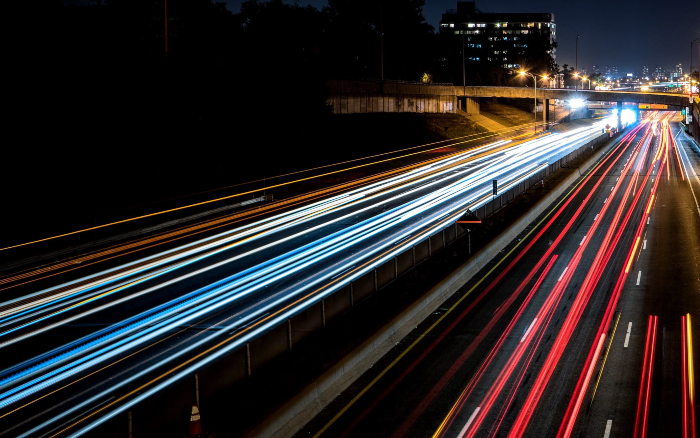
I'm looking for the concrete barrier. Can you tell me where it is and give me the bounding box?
[248,129,620,438]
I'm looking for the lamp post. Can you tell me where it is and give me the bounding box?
[692,38,700,96]
[520,71,546,134]
[575,34,580,91]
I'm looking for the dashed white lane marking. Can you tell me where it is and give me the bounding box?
[521,318,538,343]
[647,217,650,225]
[595,214,600,221]
[580,235,587,246]
[636,271,642,286]
[624,322,633,348]
[457,407,481,438]
[604,197,608,204]
[643,239,647,250]
[603,420,613,438]
[611,186,614,191]
[558,267,569,282]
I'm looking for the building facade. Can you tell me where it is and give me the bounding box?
[673,63,682,79]
[439,1,555,71]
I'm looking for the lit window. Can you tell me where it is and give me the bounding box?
[521,30,529,34]
[449,23,454,28]
[527,23,534,27]
[495,23,501,28]
[503,23,508,28]
[468,23,475,28]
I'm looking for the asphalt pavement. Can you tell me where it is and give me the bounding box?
[296,112,697,438]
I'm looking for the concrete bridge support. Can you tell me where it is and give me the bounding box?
[617,101,623,130]
[458,96,480,115]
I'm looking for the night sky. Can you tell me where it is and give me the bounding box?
[223,0,700,75]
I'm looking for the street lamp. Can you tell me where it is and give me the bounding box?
[693,38,700,96]
[520,71,547,134]
[575,34,580,91]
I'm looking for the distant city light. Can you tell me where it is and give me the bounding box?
[569,99,584,108]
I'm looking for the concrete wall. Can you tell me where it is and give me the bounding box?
[690,96,700,144]
[329,93,457,115]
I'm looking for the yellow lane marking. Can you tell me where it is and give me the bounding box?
[590,312,621,402]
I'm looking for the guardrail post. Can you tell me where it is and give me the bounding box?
[442,229,446,248]
[321,299,326,327]
[287,319,292,350]
[349,283,354,307]
[394,256,398,279]
[374,269,378,292]
[246,342,252,377]
[428,237,432,256]
[412,246,416,267]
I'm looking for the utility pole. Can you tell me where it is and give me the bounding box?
[462,35,466,88]
[380,4,384,82]
[164,0,169,56]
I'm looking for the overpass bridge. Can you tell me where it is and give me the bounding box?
[454,86,689,108]
[327,79,691,128]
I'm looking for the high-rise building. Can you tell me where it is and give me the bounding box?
[612,66,618,76]
[580,67,587,76]
[604,66,611,76]
[642,65,649,77]
[654,65,662,79]
[673,63,682,79]
[439,1,556,70]
[592,65,600,74]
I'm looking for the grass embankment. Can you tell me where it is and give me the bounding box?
[480,98,540,127]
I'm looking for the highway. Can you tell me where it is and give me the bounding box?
[296,112,699,438]
[0,117,618,437]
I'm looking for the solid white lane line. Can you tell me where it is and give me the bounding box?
[558,267,569,282]
[457,407,481,438]
[624,322,633,348]
[603,420,613,438]
[521,318,538,343]
[643,239,647,249]
[636,271,642,286]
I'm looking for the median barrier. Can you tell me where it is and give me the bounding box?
[89,123,624,438]
[247,126,623,438]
